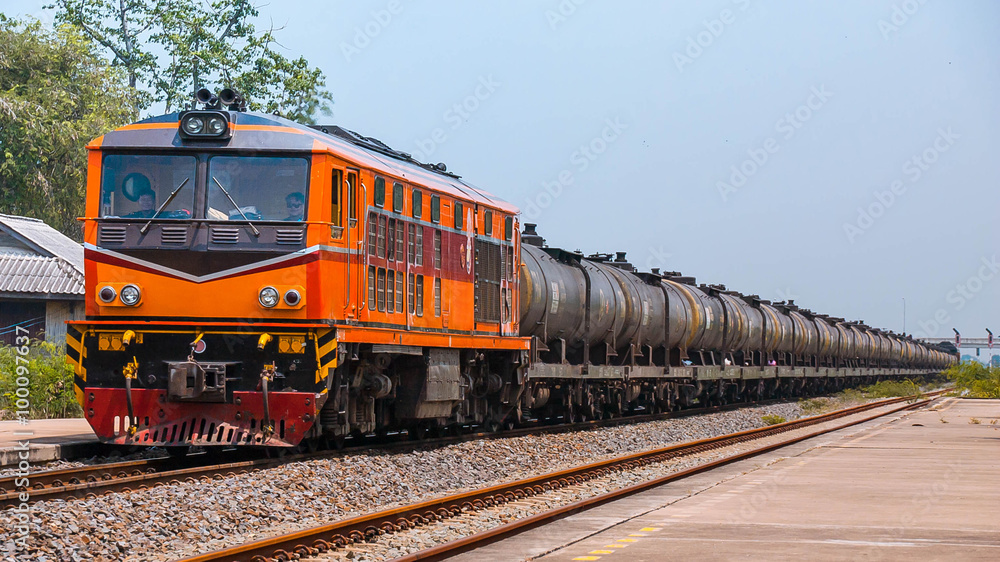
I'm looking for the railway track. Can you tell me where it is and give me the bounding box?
[175,390,944,562]
[0,397,790,508]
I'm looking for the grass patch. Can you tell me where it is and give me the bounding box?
[799,398,828,416]
[945,361,1000,399]
[761,414,786,425]
[860,379,923,399]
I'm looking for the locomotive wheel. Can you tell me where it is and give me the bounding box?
[408,423,428,441]
[296,438,321,454]
[329,435,346,450]
[484,418,503,433]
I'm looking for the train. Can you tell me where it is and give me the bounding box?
[65,89,956,451]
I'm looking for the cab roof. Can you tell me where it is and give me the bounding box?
[91,111,519,214]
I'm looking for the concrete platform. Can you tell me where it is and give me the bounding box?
[453,398,1000,562]
[0,418,101,467]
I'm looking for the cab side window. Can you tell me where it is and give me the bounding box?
[331,169,342,227]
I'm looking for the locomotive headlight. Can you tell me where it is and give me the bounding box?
[181,115,205,135]
[206,116,227,135]
[99,286,117,303]
[283,289,301,306]
[178,110,232,140]
[120,284,141,306]
[259,286,279,308]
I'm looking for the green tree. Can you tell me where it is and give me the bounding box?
[0,16,136,239]
[52,0,334,122]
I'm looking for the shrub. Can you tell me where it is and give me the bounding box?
[0,340,82,419]
[761,414,786,425]
[945,360,1000,399]
[859,379,923,399]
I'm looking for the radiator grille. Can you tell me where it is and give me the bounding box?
[474,240,502,322]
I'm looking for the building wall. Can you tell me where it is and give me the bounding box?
[44,300,83,344]
[0,300,46,345]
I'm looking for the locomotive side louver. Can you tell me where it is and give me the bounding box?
[160,225,188,245]
[210,227,240,244]
[99,225,126,245]
[275,229,305,245]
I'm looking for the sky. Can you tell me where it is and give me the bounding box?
[8,0,1000,349]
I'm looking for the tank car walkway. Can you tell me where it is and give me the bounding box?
[0,418,97,466]
[452,398,1000,562]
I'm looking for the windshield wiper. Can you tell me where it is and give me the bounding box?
[140,177,189,234]
[212,176,260,237]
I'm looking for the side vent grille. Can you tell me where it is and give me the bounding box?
[275,229,304,245]
[160,225,188,245]
[474,239,502,323]
[211,227,240,244]
[99,225,126,245]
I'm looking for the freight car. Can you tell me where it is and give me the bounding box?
[518,227,953,420]
[66,91,955,451]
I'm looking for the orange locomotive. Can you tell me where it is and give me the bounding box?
[67,89,528,450]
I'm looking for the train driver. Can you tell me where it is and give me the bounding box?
[284,192,305,221]
[126,188,157,219]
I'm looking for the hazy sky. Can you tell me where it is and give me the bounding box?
[10,0,1000,348]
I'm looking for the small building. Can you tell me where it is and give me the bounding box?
[0,214,84,345]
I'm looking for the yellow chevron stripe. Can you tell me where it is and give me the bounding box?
[66,327,88,410]
[66,331,86,380]
[315,329,338,384]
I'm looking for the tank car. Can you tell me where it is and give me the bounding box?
[515,224,955,421]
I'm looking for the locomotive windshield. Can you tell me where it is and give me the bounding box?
[99,155,197,218]
[207,156,309,221]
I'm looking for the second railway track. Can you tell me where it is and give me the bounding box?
[0,397,795,508]
[177,391,944,562]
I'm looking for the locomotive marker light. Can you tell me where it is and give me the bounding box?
[120,284,142,306]
[283,288,302,306]
[99,286,117,303]
[259,286,280,308]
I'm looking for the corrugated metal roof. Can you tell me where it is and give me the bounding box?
[0,214,84,272]
[0,254,85,296]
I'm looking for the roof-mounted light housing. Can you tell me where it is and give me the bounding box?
[178,110,232,140]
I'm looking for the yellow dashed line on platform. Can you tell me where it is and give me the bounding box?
[589,550,614,554]
[627,533,647,537]
[604,544,629,548]
[616,538,637,543]
[640,527,661,531]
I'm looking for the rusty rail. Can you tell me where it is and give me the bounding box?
[178,391,944,562]
[0,396,786,508]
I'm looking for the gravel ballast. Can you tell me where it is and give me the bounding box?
[3,402,823,561]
